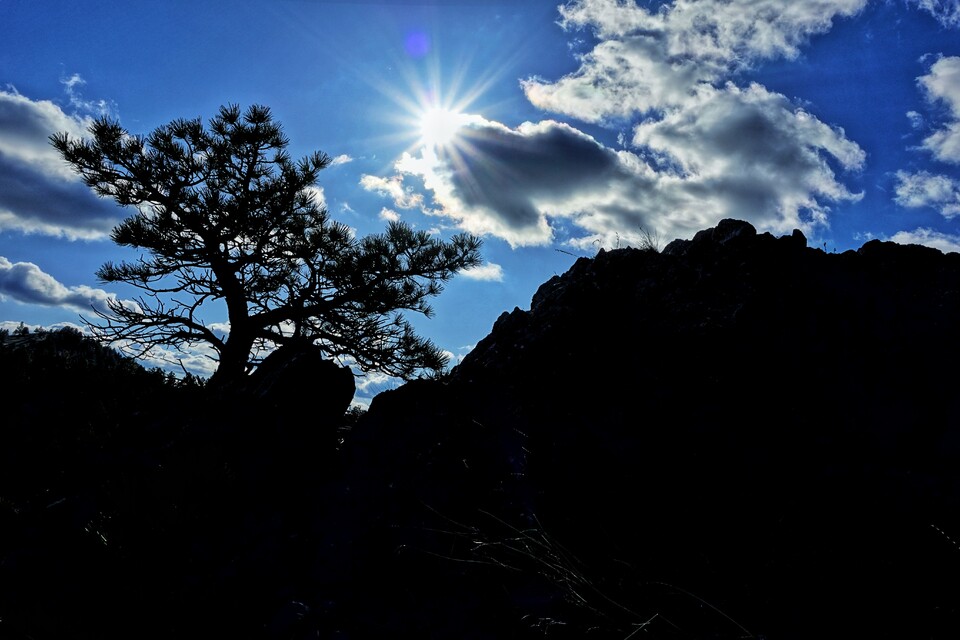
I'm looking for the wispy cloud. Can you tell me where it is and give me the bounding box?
[911,0,960,28]
[330,153,354,166]
[60,73,117,117]
[0,86,122,239]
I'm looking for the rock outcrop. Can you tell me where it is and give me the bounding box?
[346,219,960,639]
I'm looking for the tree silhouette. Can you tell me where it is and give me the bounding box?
[52,104,482,388]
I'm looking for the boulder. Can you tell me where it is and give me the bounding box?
[246,341,355,424]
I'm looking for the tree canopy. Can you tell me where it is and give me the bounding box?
[52,104,482,388]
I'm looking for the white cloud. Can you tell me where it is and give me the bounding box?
[630,83,865,232]
[911,0,960,27]
[108,319,229,379]
[304,185,326,208]
[359,174,426,210]
[894,170,960,216]
[358,0,865,248]
[372,79,863,248]
[352,368,396,394]
[917,56,960,164]
[461,262,504,282]
[0,256,132,314]
[522,0,867,123]
[0,86,122,239]
[330,153,353,166]
[379,207,400,222]
[889,226,960,252]
[145,345,219,377]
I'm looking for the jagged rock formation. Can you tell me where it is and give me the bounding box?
[348,219,960,639]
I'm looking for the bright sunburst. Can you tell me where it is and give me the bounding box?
[419,107,472,148]
[365,43,507,163]
[420,107,483,149]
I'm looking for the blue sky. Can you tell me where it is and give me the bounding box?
[2,0,960,404]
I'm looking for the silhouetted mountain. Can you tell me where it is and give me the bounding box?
[3,220,960,639]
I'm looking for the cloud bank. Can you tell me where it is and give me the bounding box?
[0,86,122,239]
[363,0,867,247]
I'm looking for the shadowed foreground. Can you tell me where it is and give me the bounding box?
[3,219,959,638]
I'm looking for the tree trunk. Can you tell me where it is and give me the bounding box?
[208,333,254,390]
[208,266,255,390]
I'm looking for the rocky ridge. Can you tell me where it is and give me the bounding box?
[348,218,960,639]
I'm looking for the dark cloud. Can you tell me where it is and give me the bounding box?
[386,117,664,246]
[441,120,628,234]
[0,88,122,239]
[0,154,120,238]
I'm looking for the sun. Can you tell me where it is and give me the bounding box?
[418,106,473,148]
[365,53,505,172]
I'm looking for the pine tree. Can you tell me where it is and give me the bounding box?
[53,104,481,387]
